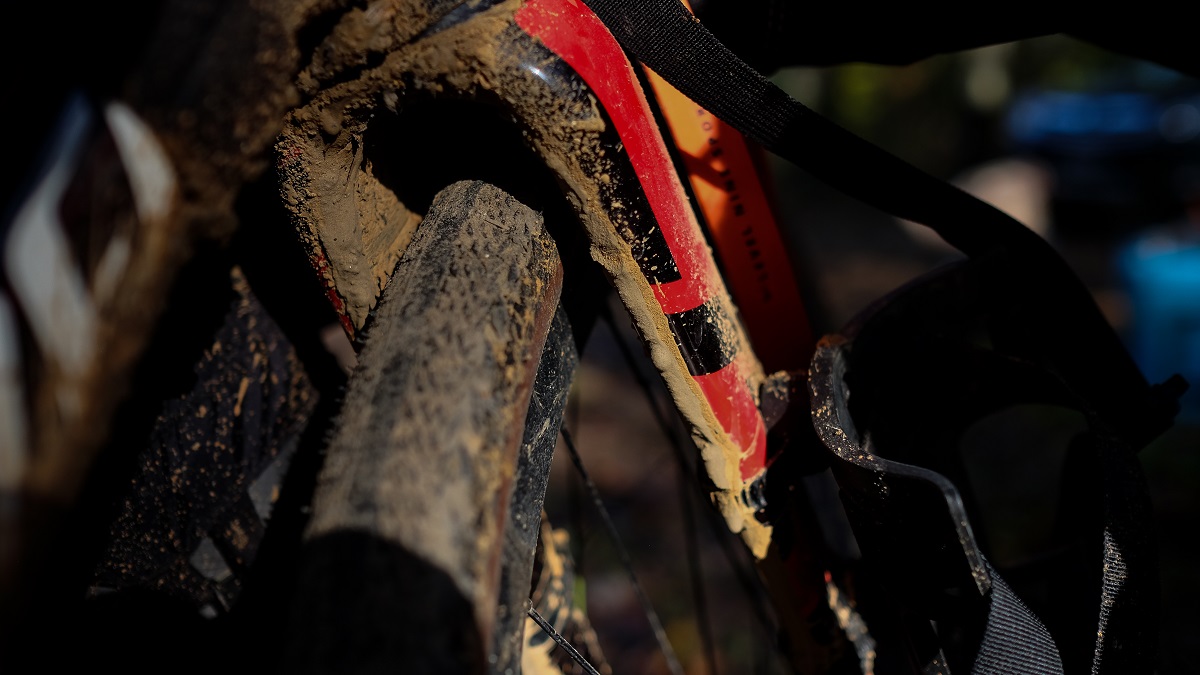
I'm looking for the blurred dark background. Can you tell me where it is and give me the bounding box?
[545,33,1200,674]
[770,34,1200,675]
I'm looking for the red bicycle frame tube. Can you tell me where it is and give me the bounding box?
[510,7,859,668]
[515,0,771,487]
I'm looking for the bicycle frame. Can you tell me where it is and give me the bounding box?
[275,1,858,668]
[275,3,1185,671]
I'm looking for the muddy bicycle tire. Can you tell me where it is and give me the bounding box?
[285,180,578,674]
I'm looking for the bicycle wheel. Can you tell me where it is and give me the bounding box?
[284,179,582,673]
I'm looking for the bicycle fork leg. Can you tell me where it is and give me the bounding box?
[290,180,563,673]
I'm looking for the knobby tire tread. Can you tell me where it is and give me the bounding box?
[285,180,572,674]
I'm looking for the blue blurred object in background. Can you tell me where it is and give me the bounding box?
[1004,60,1200,422]
[1004,63,1200,236]
[1119,228,1200,423]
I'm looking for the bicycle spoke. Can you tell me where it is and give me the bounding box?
[560,426,686,675]
[527,605,604,675]
[677,462,721,675]
[594,301,718,674]
[598,303,781,642]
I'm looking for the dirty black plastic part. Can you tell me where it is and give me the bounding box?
[491,305,579,673]
[808,259,1178,674]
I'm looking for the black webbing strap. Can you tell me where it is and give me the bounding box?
[584,0,1032,259]
[581,0,1166,454]
[977,559,1064,674]
[1090,432,1160,675]
[579,1,1165,673]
